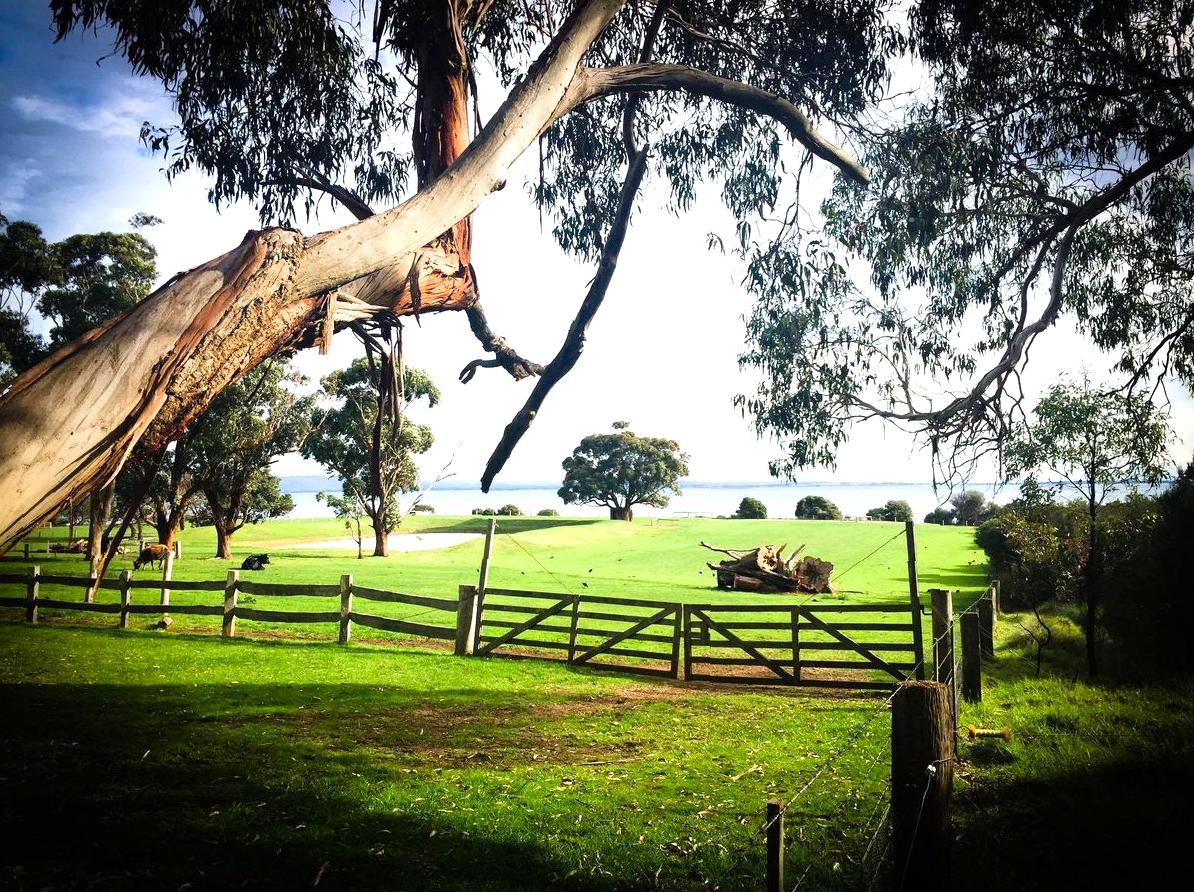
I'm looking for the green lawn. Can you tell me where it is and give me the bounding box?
[0,611,1190,890]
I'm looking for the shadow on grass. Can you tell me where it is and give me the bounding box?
[0,677,652,891]
[953,757,1191,890]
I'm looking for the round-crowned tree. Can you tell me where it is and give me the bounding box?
[795,495,842,520]
[558,424,688,522]
[734,497,768,519]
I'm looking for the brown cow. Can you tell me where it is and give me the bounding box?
[134,543,169,570]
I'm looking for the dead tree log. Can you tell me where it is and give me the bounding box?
[701,542,834,594]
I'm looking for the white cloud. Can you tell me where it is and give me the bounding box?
[12,83,161,140]
[0,156,40,215]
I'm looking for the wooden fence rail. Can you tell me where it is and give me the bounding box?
[1,571,926,691]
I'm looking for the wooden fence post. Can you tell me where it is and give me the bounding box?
[338,574,353,644]
[118,570,132,629]
[766,797,784,892]
[790,607,802,682]
[455,584,478,656]
[160,548,173,608]
[223,570,239,639]
[929,589,953,684]
[567,595,580,662]
[23,542,29,559]
[25,565,39,624]
[960,612,982,703]
[173,540,182,559]
[478,518,496,593]
[905,521,926,679]
[977,597,994,659]
[891,680,953,892]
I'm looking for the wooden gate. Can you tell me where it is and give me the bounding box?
[684,602,922,690]
[474,588,683,678]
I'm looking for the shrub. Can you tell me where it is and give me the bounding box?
[496,504,522,516]
[472,507,496,516]
[866,500,913,522]
[733,496,768,519]
[411,504,435,513]
[924,506,955,524]
[795,495,841,520]
[537,508,559,516]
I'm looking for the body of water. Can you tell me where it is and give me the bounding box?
[281,477,1029,522]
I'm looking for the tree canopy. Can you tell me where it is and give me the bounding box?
[302,359,439,556]
[4,1,1189,554]
[795,495,841,520]
[866,499,913,522]
[558,424,689,521]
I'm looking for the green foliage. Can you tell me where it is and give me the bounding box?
[558,425,689,520]
[795,495,842,520]
[738,1,1194,478]
[536,508,559,517]
[495,504,522,516]
[924,506,955,525]
[0,215,156,385]
[733,496,768,519]
[302,359,438,536]
[38,230,156,345]
[1005,382,1170,501]
[471,508,496,516]
[191,363,312,548]
[411,504,435,514]
[865,499,913,522]
[949,490,1000,526]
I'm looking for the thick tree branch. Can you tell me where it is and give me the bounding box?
[480,149,649,492]
[853,131,1194,428]
[560,63,869,185]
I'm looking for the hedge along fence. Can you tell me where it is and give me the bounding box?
[0,567,458,642]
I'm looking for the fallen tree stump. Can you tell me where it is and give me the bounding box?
[701,542,834,594]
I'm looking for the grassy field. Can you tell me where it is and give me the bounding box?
[1,610,1190,890]
[6,514,987,603]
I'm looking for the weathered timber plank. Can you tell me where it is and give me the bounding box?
[350,586,456,611]
[692,608,794,682]
[477,635,572,652]
[476,597,572,655]
[124,603,224,616]
[236,608,340,623]
[796,608,908,678]
[36,599,122,614]
[573,606,676,664]
[349,612,455,639]
[236,581,341,597]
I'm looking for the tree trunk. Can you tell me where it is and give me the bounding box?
[85,482,115,602]
[215,524,233,560]
[609,505,634,521]
[1085,498,1100,678]
[0,1,674,555]
[371,514,388,557]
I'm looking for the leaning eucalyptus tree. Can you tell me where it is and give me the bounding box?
[0,0,887,553]
[4,1,1188,558]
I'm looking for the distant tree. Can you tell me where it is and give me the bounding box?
[496,504,522,516]
[411,504,435,514]
[472,507,496,516]
[303,360,439,556]
[537,509,559,517]
[866,500,913,522]
[192,363,312,558]
[795,495,842,520]
[734,497,768,519]
[559,425,689,522]
[0,215,57,387]
[1005,381,1170,677]
[950,491,989,526]
[318,491,367,560]
[924,506,955,525]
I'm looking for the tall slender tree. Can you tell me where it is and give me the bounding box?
[303,360,439,556]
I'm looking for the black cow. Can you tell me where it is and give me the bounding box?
[241,553,271,571]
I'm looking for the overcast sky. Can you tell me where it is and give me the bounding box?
[2,2,1190,489]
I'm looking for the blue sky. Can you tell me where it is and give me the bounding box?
[2,2,1190,490]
